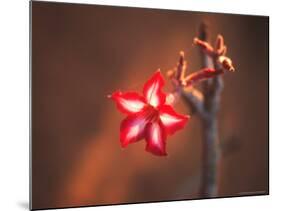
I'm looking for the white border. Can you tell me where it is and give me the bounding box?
[0,0,279,211]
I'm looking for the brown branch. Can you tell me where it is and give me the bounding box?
[175,51,187,81]
[196,25,222,198]
[194,34,235,73]
[167,23,235,198]
[180,87,206,117]
[183,68,223,87]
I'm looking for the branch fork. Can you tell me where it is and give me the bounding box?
[167,34,235,117]
[167,29,235,197]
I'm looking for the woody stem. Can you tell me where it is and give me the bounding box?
[198,24,222,198]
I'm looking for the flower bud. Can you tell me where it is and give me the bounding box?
[218,56,235,72]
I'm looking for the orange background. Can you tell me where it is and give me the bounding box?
[31,1,269,209]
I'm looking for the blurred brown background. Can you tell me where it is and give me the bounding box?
[31,1,269,210]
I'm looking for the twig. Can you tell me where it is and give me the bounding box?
[167,23,235,197]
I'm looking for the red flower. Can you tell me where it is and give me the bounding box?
[110,70,190,156]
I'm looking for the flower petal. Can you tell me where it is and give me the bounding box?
[159,105,190,135]
[143,70,166,107]
[120,110,149,147]
[110,91,147,115]
[145,121,167,156]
